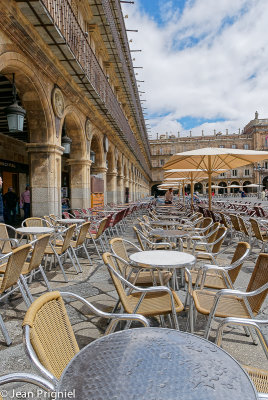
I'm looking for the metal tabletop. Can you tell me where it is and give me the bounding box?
[129,250,195,269]
[57,328,257,400]
[149,229,189,238]
[16,227,54,235]
[56,218,85,224]
[151,220,183,227]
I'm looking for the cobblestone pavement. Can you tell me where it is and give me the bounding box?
[0,218,267,398]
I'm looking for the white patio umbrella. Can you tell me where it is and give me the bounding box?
[227,184,242,188]
[164,169,221,208]
[163,147,268,210]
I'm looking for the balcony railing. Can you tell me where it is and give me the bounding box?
[39,0,150,175]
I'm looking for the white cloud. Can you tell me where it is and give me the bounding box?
[122,0,268,138]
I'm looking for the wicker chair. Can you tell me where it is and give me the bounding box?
[22,291,149,384]
[216,317,268,399]
[250,218,268,252]
[133,226,175,251]
[102,252,183,331]
[86,217,108,259]
[0,244,32,345]
[185,241,250,291]
[0,223,19,256]
[189,252,268,338]
[43,224,78,282]
[189,226,227,264]
[69,221,92,271]
[0,234,52,301]
[110,237,172,286]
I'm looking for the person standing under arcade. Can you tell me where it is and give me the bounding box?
[165,188,173,204]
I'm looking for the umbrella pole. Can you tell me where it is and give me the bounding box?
[190,174,194,210]
[208,156,212,211]
[183,180,185,208]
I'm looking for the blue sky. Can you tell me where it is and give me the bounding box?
[122,0,268,138]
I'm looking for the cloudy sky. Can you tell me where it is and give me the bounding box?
[122,0,268,138]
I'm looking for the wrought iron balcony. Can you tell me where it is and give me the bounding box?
[16,0,151,176]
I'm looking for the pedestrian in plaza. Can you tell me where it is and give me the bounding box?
[3,187,18,225]
[20,185,31,219]
[164,188,173,204]
[0,176,3,222]
[261,189,266,201]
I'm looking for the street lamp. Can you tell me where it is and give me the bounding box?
[254,163,265,198]
[4,73,26,132]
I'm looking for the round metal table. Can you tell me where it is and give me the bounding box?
[56,218,85,225]
[57,328,257,400]
[129,250,195,289]
[16,227,54,236]
[149,229,190,251]
[129,250,195,269]
[151,220,183,228]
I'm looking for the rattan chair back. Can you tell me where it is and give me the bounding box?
[74,222,91,247]
[26,234,51,274]
[228,242,251,284]
[103,252,129,307]
[61,225,76,253]
[200,217,213,232]
[22,291,79,380]
[0,223,12,253]
[207,222,220,243]
[133,226,145,250]
[219,213,230,229]
[109,238,132,279]
[250,218,264,241]
[24,218,44,227]
[237,216,250,238]
[229,214,240,233]
[246,253,268,315]
[0,244,31,294]
[211,226,227,253]
[95,218,108,239]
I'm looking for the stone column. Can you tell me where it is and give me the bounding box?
[27,143,63,217]
[117,175,124,203]
[66,159,92,209]
[106,170,117,204]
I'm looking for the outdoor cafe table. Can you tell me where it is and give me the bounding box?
[151,220,184,228]
[56,218,85,225]
[129,250,195,289]
[56,327,258,400]
[15,227,54,239]
[149,229,190,251]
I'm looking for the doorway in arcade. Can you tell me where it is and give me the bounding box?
[0,160,29,221]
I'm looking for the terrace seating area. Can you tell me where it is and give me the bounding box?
[0,198,267,398]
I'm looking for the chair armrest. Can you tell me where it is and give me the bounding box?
[60,291,150,334]
[0,373,55,392]
[120,239,142,252]
[0,238,19,246]
[216,317,268,355]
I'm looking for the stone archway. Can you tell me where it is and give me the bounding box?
[243,180,252,194]
[0,52,62,216]
[219,181,227,194]
[62,108,88,210]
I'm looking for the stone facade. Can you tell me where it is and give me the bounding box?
[0,0,151,216]
[150,112,268,194]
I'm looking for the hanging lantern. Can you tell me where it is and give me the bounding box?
[61,131,72,154]
[90,150,96,163]
[4,74,26,133]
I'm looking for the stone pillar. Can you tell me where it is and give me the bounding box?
[66,159,92,209]
[27,143,63,217]
[106,170,117,204]
[117,175,124,203]
[91,166,108,204]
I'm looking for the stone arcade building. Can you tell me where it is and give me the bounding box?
[0,0,151,217]
[150,112,268,195]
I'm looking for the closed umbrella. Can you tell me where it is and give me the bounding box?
[163,147,268,210]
